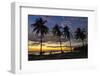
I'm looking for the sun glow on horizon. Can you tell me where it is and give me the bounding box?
[28,41,73,52]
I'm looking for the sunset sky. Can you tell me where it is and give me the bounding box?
[28,15,88,53]
[28,15,88,34]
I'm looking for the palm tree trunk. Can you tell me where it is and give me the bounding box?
[59,37,63,53]
[40,35,42,55]
[82,40,84,47]
[69,38,73,52]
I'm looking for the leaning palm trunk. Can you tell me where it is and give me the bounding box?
[59,37,63,53]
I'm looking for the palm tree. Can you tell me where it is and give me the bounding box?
[31,18,49,55]
[63,26,73,52]
[52,24,63,53]
[75,28,86,47]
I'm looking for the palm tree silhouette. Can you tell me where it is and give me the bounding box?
[31,18,49,55]
[63,26,73,52]
[52,24,63,53]
[75,28,86,47]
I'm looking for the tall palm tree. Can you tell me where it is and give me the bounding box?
[75,28,86,47]
[31,18,49,55]
[63,26,73,52]
[52,24,63,53]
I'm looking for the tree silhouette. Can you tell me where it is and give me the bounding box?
[52,24,63,53]
[63,26,73,52]
[31,18,49,55]
[75,28,86,47]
